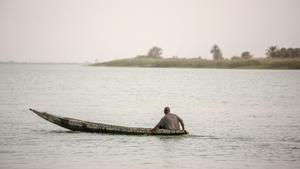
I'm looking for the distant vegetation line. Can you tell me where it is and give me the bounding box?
[91,45,300,69]
[92,58,300,69]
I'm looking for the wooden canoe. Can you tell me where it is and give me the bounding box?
[29,108,188,135]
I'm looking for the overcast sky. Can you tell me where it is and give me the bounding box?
[0,0,299,63]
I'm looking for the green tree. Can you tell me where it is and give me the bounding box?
[241,51,253,59]
[266,46,300,58]
[231,55,240,60]
[266,46,278,58]
[210,45,223,60]
[147,46,163,58]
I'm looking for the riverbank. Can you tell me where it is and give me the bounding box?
[91,58,300,69]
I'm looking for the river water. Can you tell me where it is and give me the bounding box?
[0,63,299,169]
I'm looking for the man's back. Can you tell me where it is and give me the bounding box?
[158,113,182,130]
[151,107,185,132]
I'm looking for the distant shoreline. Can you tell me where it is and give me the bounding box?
[0,62,83,65]
[90,58,300,69]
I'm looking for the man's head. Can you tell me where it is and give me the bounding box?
[164,107,170,115]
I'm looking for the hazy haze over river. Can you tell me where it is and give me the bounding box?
[0,63,299,169]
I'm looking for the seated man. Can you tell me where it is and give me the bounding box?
[151,107,185,132]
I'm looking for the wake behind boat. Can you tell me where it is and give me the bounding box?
[29,108,188,135]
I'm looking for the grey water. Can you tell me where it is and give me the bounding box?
[0,63,299,169]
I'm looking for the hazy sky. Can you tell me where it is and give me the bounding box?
[0,0,299,63]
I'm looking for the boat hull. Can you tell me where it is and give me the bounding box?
[29,109,188,135]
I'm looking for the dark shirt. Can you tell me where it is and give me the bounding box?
[157,113,182,130]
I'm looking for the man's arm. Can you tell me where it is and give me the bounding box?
[178,116,185,130]
[151,123,160,132]
[151,118,164,133]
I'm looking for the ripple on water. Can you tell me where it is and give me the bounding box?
[281,137,300,143]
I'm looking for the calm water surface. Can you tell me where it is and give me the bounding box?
[0,63,299,169]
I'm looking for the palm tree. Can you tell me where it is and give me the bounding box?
[266,46,278,58]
